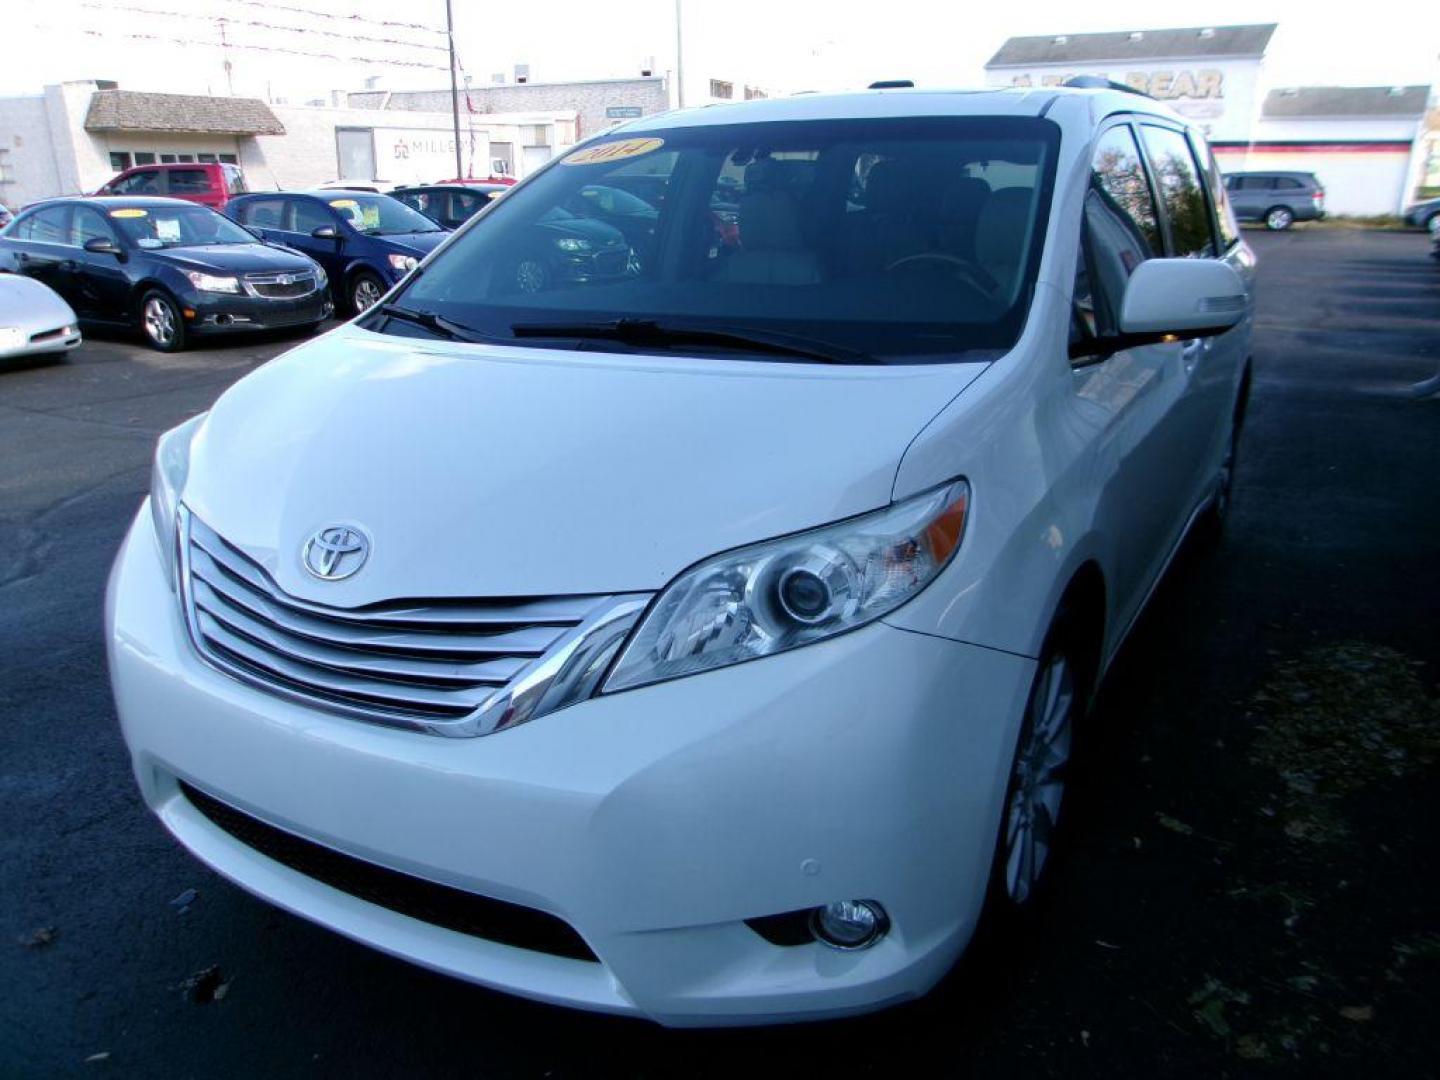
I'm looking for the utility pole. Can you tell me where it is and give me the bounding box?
[674,0,684,109]
[445,0,463,179]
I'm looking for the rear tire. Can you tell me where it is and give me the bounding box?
[140,289,186,352]
[1264,206,1294,231]
[1425,211,1440,235]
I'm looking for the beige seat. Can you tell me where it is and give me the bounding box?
[714,176,822,285]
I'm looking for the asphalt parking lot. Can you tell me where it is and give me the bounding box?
[3,229,1437,1077]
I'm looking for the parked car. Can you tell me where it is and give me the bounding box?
[94,162,249,211]
[225,191,448,313]
[1404,196,1440,234]
[0,202,13,230]
[391,184,633,292]
[108,86,1254,1026]
[1223,170,1325,230]
[0,197,330,351]
[392,183,508,230]
[0,273,81,363]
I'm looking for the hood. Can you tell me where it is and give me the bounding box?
[0,274,77,326]
[379,231,448,257]
[183,325,989,604]
[163,243,317,276]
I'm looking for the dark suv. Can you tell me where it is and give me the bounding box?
[1223,171,1325,230]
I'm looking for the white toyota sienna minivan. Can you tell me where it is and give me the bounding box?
[107,83,1254,1026]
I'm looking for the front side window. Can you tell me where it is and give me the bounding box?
[1140,125,1213,257]
[110,170,161,195]
[291,198,335,234]
[107,204,257,248]
[391,117,1060,362]
[1074,125,1161,348]
[325,194,441,236]
[1193,137,1240,250]
[70,207,117,247]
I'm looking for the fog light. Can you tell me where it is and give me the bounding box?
[811,899,888,950]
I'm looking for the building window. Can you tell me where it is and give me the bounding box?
[198,153,217,163]
[134,152,156,165]
[709,79,734,99]
[528,125,550,146]
[218,153,238,164]
[160,154,177,163]
[744,86,768,100]
[176,154,195,163]
[109,151,133,170]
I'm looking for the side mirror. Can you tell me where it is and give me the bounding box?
[83,237,123,257]
[1118,258,1246,341]
[311,225,340,240]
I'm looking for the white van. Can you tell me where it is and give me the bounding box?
[108,83,1254,1026]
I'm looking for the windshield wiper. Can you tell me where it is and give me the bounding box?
[372,304,493,344]
[509,318,876,365]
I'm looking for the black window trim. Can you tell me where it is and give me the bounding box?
[1189,132,1240,255]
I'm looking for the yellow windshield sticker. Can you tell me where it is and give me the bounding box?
[109,208,148,218]
[328,199,359,209]
[560,137,665,167]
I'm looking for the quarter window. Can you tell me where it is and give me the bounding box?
[1140,125,1213,257]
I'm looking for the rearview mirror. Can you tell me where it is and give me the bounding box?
[1118,258,1247,339]
[83,237,123,257]
[311,225,339,240]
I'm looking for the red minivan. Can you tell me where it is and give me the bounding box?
[94,162,248,209]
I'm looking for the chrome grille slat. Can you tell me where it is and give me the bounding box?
[190,554,565,658]
[192,582,526,687]
[197,613,491,713]
[177,510,643,733]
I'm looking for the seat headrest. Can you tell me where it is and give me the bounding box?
[939,176,991,221]
[865,161,922,214]
[738,189,805,250]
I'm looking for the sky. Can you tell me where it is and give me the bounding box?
[6,0,1439,102]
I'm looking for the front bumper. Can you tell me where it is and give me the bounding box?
[184,288,332,334]
[106,509,1034,1026]
[0,324,82,360]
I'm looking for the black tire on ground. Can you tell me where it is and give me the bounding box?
[348,271,385,315]
[1264,206,1294,231]
[980,607,1095,929]
[139,289,187,353]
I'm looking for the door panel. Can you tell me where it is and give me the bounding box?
[66,207,132,322]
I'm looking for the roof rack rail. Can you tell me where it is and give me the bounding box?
[868,80,915,89]
[1061,75,1153,99]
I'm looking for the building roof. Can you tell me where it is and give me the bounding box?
[1262,85,1430,119]
[986,24,1277,67]
[84,90,285,136]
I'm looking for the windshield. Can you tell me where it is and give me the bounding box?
[390,117,1058,362]
[326,194,443,235]
[107,204,258,249]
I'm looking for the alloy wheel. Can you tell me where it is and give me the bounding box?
[144,296,176,346]
[515,259,548,293]
[1266,207,1293,231]
[1003,653,1075,904]
[352,277,383,313]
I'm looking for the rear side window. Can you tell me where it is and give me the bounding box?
[1238,176,1272,191]
[1273,177,1303,190]
[168,169,212,194]
[19,206,71,243]
[237,197,287,228]
[1140,125,1213,258]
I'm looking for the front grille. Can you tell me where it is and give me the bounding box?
[29,326,69,343]
[180,781,599,962]
[245,272,318,299]
[591,249,629,276]
[180,511,623,731]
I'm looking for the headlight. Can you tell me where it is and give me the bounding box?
[184,271,240,294]
[313,263,328,287]
[388,254,419,272]
[604,480,969,693]
[553,237,592,252]
[149,413,206,590]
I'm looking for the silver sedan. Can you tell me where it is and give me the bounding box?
[0,273,82,362]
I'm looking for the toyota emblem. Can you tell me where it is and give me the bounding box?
[302,525,370,581]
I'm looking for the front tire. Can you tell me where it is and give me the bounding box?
[1425,211,1440,235]
[349,272,385,315]
[140,290,186,352]
[1265,206,1294,231]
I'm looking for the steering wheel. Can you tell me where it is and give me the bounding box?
[884,252,996,297]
